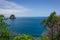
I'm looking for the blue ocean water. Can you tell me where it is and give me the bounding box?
[6,17,46,37]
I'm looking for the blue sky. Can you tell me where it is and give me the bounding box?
[0,0,60,17]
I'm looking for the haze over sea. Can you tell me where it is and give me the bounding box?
[6,17,46,37]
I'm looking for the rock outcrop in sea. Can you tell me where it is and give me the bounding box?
[9,14,16,19]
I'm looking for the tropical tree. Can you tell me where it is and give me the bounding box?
[0,15,10,40]
[42,11,60,40]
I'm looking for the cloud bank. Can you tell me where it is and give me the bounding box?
[0,0,29,17]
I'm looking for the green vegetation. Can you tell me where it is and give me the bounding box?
[42,11,60,40]
[38,36,50,40]
[13,34,34,40]
[0,15,10,40]
[0,11,60,40]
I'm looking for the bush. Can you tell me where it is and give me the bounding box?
[13,34,34,40]
[38,36,50,40]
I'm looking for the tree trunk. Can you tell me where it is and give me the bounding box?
[51,27,53,40]
[57,26,59,40]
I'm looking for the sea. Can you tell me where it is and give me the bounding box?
[6,17,46,37]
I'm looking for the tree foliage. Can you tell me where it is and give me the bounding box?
[13,34,34,40]
[38,36,50,40]
[42,11,60,40]
[0,14,10,40]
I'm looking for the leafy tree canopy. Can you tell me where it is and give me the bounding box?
[13,34,34,40]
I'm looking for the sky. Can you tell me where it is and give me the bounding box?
[0,0,60,17]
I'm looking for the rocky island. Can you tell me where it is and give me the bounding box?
[9,14,16,19]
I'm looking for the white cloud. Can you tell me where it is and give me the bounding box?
[0,0,29,17]
[0,0,5,2]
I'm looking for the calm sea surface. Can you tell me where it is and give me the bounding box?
[6,17,46,37]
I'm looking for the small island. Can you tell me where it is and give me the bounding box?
[9,14,16,19]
